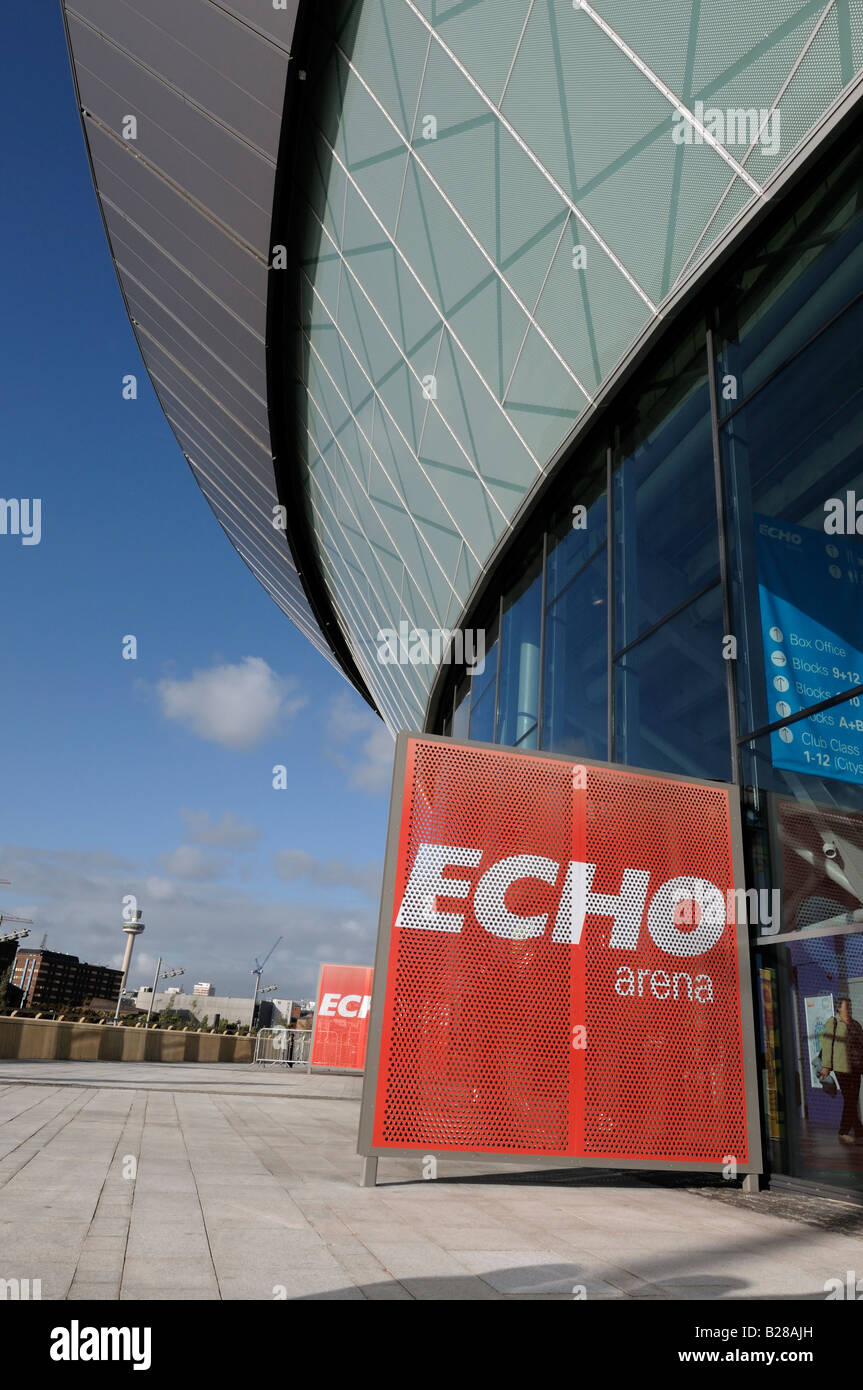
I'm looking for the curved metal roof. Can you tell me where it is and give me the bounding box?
[61,0,374,702]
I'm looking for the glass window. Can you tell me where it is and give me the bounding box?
[496,549,542,747]
[545,446,607,606]
[723,292,863,747]
[468,679,495,744]
[468,612,499,707]
[613,324,718,649]
[738,714,863,815]
[614,585,730,782]
[751,790,863,1193]
[715,145,863,416]
[542,548,607,760]
[452,675,470,741]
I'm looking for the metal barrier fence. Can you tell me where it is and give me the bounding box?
[253,1027,311,1069]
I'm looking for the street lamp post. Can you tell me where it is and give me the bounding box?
[144,960,184,1026]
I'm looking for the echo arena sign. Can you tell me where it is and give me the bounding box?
[359,735,762,1174]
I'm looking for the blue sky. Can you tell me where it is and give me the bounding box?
[0,6,392,999]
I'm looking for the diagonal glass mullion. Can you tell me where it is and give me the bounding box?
[307,442,432,724]
[660,0,703,300]
[331,44,595,403]
[305,336,463,613]
[546,0,603,385]
[308,489,425,730]
[300,244,485,568]
[672,0,841,291]
[302,154,528,518]
[403,0,656,309]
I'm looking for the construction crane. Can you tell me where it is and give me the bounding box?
[0,879,34,946]
[251,936,282,1024]
[0,912,33,935]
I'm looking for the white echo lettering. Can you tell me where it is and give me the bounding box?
[474,855,560,940]
[319,993,372,1019]
[395,844,730,958]
[552,864,650,948]
[394,843,482,932]
[646,876,727,957]
[336,994,362,1017]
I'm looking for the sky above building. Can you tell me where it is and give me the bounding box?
[0,6,393,1000]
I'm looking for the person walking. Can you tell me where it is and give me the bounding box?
[820,996,863,1144]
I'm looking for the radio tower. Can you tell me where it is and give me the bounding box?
[119,909,145,992]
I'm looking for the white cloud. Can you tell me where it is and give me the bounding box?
[144,875,176,902]
[274,849,381,899]
[324,692,394,795]
[0,844,377,997]
[160,845,225,880]
[157,657,305,750]
[180,810,261,849]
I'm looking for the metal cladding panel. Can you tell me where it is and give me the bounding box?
[69,18,276,247]
[360,736,761,1169]
[213,0,301,53]
[296,1,863,732]
[65,0,288,153]
[63,0,343,675]
[85,121,269,324]
[310,964,374,1072]
[128,304,268,443]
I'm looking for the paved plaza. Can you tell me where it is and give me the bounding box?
[0,1061,860,1301]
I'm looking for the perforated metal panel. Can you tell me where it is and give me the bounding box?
[360,734,760,1171]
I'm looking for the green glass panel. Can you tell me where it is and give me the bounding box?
[419,404,504,561]
[503,326,585,465]
[431,330,540,491]
[534,213,650,392]
[416,0,533,106]
[744,9,847,188]
[690,0,819,93]
[447,271,530,400]
[335,264,402,387]
[410,36,501,254]
[394,160,492,317]
[347,0,432,137]
[372,404,466,575]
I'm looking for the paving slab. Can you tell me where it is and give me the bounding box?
[0,1061,861,1301]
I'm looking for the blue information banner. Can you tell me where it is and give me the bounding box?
[754,515,863,785]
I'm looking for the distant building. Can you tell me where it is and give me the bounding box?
[193,982,214,997]
[133,989,262,1029]
[271,998,298,1026]
[0,937,17,978]
[0,938,23,1010]
[12,949,123,1011]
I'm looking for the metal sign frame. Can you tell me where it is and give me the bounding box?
[358,732,763,1181]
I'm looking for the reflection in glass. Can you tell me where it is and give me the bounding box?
[614,585,729,781]
[543,549,607,759]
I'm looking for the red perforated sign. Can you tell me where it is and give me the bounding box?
[360,736,760,1170]
[311,963,373,1072]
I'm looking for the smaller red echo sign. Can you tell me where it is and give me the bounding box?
[310,963,374,1072]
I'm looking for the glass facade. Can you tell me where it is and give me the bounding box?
[431,132,863,1195]
[291,1,863,735]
